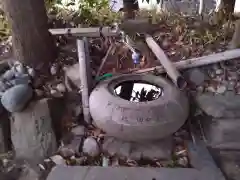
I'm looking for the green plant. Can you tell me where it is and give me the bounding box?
[0,9,10,41]
[46,0,121,26]
[45,0,62,9]
[74,0,120,25]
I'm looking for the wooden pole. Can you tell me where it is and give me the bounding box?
[96,44,114,77]
[135,49,240,74]
[145,34,187,90]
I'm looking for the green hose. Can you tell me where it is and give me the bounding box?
[95,73,113,82]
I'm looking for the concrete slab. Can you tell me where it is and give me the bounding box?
[47,139,226,180]
[102,136,172,160]
[11,99,57,163]
[47,166,205,180]
[203,118,240,150]
[211,150,240,180]
[188,141,225,180]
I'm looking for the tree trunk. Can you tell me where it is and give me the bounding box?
[122,0,139,19]
[2,0,56,71]
[222,0,235,13]
[121,0,138,99]
[216,0,235,13]
[119,82,134,101]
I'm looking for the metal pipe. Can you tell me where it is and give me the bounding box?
[134,49,240,74]
[77,39,91,124]
[199,0,204,15]
[49,26,120,37]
